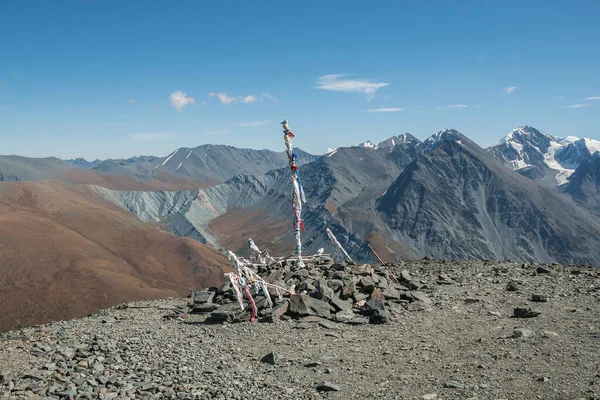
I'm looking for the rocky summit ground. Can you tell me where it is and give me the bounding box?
[1,260,599,400]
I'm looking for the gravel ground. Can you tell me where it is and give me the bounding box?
[1,260,599,400]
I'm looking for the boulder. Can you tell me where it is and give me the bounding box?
[288,295,331,319]
[192,290,215,305]
[340,280,356,300]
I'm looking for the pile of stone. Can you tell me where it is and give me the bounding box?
[185,257,435,325]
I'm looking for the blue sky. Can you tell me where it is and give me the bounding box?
[1,0,599,159]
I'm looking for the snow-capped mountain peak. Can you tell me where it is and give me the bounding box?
[487,126,600,186]
[498,126,556,146]
[423,129,464,151]
[357,141,378,149]
[377,133,421,148]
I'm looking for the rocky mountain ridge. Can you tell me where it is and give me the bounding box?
[96,129,600,267]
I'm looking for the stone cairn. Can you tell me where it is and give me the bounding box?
[184,248,434,326]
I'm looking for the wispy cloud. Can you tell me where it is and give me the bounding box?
[210,92,261,104]
[170,91,196,111]
[209,92,237,104]
[237,120,271,127]
[584,96,600,100]
[204,128,230,135]
[315,74,389,99]
[364,107,404,112]
[503,86,518,94]
[554,96,564,100]
[56,152,83,160]
[261,92,278,102]
[446,104,469,109]
[131,132,174,142]
[128,99,136,104]
[566,103,592,108]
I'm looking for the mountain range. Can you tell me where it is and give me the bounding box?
[2,125,600,330]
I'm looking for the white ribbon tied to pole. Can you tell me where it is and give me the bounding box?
[281,119,305,268]
[326,227,354,263]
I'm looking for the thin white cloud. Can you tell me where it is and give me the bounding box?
[503,86,518,94]
[169,91,196,111]
[584,96,600,100]
[364,107,404,112]
[128,99,136,104]
[209,92,237,104]
[315,74,389,99]
[131,132,174,142]
[446,104,468,109]
[237,120,271,127]
[209,92,266,104]
[204,128,230,135]
[554,96,564,100]
[566,103,592,108]
[261,92,278,102]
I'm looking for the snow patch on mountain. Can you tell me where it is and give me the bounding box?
[357,141,378,149]
[584,138,600,154]
[162,149,179,166]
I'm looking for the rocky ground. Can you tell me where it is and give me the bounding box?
[1,259,599,400]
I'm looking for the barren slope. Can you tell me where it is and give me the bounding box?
[0,181,229,332]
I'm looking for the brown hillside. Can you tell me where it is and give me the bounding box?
[0,181,229,332]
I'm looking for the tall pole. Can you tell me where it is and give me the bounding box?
[282,119,305,269]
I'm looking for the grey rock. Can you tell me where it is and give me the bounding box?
[531,294,548,302]
[352,264,372,276]
[296,281,317,294]
[288,294,331,319]
[401,270,412,282]
[333,310,355,323]
[347,316,370,325]
[330,294,353,312]
[443,379,464,389]
[316,381,340,392]
[383,286,402,300]
[294,268,310,280]
[192,290,215,305]
[513,307,541,318]
[340,280,356,300]
[191,303,220,313]
[316,278,334,302]
[318,320,338,329]
[59,347,76,360]
[407,301,428,311]
[327,279,344,292]
[369,309,390,324]
[506,282,519,291]
[260,352,279,365]
[513,328,535,338]
[359,277,375,293]
[536,266,551,274]
[364,299,385,314]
